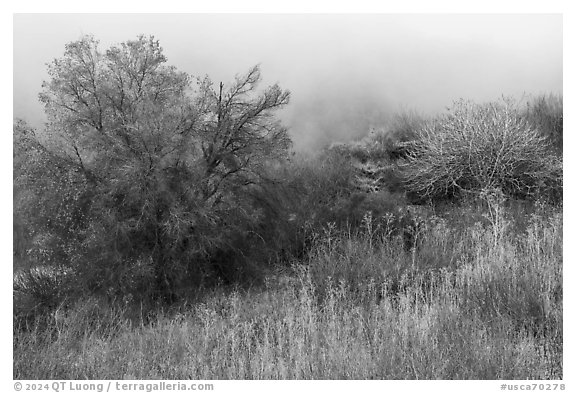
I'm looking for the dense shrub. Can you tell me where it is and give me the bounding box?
[321,111,427,198]
[524,94,563,155]
[285,150,357,227]
[377,110,427,160]
[401,98,562,203]
[13,265,74,330]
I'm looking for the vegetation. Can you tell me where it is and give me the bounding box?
[524,94,563,155]
[14,205,562,379]
[14,35,563,380]
[15,35,292,302]
[401,99,562,204]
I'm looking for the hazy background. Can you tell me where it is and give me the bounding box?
[13,13,563,151]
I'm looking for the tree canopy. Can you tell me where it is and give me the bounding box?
[16,35,292,300]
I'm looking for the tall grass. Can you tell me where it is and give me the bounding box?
[14,203,562,380]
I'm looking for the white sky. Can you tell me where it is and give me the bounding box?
[13,14,562,150]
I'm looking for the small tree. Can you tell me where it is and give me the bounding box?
[401,98,562,203]
[19,35,291,300]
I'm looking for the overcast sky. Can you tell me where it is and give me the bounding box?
[13,13,562,150]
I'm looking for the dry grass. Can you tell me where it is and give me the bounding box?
[14,205,562,380]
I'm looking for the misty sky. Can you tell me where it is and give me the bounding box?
[13,14,562,150]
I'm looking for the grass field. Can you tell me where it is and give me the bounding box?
[13,203,562,379]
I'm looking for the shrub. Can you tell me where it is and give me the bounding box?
[286,150,357,226]
[323,112,427,197]
[401,98,562,203]
[524,94,563,155]
[378,110,427,161]
[13,265,74,329]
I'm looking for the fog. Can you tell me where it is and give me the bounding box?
[13,14,562,151]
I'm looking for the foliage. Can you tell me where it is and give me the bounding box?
[401,98,562,203]
[377,110,427,160]
[15,35,292,300]
[14,120,92,267]
[14,205,562,379]
[13,265,74,330]
[524,94,563,155]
